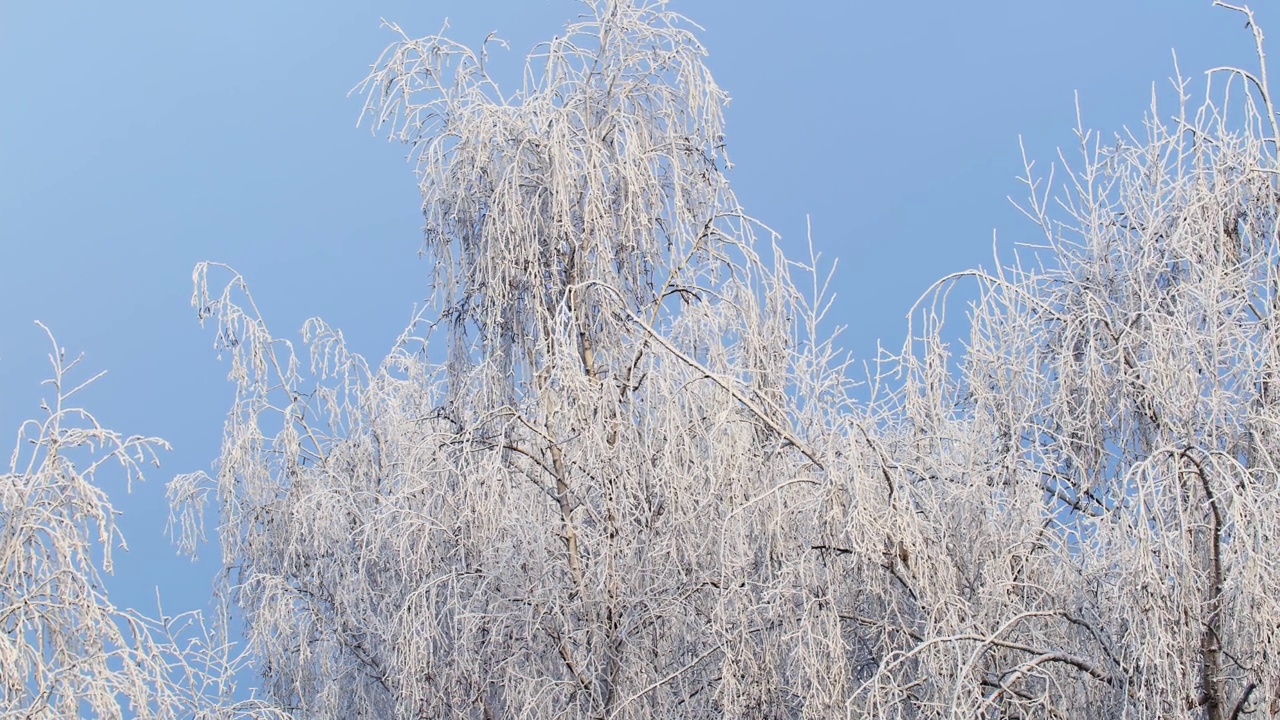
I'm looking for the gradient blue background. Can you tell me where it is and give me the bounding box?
[1,0,1273,677]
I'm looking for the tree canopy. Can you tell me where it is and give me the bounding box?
[5,1,1280,718]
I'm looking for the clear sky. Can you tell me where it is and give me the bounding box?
[1,0,1275,654]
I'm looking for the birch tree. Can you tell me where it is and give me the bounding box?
[178,1,856,716]
[857,3,1280,716]
[1,324,282,719]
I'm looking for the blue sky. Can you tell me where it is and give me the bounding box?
[1,0,1274,648]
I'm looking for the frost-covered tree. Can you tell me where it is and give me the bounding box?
[1,325,282,719]
[857,3,1280,716]
[174,1,1280,718]
[177,1,854,717]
